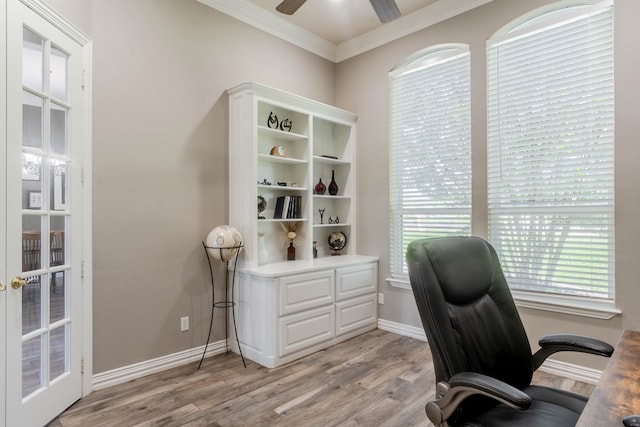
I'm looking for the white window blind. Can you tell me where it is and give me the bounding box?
[389,46,472,277]
[487,0,614,299]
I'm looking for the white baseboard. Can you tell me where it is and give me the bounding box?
[92,339,228,391]
[377,319,602,385]
[92,324,603,392]
[538,358,602,385]
[377,318,427,341]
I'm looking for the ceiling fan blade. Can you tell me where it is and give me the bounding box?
[276,0,307,15]
[369,0,401,23]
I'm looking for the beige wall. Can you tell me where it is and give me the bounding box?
[45,0,336,373]
[337,0,640,370]
[44,0,640,375]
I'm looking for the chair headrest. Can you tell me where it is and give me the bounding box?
[424,237,494,305]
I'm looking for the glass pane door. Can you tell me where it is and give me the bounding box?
[20,25,73,400]
[5,0,88,424]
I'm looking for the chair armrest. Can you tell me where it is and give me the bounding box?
[532,334,614,370]
[425,372,531,426]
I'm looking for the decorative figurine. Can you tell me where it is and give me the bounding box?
[280,118,292,132]
[267,111,278,129]
[318,208,325,224]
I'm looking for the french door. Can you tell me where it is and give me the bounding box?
[2,0,91,425]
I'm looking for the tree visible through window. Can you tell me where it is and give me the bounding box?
[389,45,472,278]
[486,0,614,299]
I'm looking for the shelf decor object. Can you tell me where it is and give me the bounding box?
[205,225,243,261]
[286,226,297,261]
[270,145,288,157]
[257,195,267,219]
[328,170,339,195]
[199,225,246,369]
[328,231,347,255]
[227,82,379,368]
[314,177,326,195]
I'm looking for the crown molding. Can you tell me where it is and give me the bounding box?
[336,0,494,62]
[197,0,337,61]
[197,0,494,63]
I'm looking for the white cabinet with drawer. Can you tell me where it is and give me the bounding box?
[279,270,335,316]
[336,263,378,301]
[279,305,335,357]
[233,256,378,368]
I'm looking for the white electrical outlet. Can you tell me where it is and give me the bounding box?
[180,316,189,332]
[378,292,384,304]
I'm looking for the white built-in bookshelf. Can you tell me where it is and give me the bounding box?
[226,82,378,368]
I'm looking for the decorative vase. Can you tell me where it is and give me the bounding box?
[328,170,339,196]
[314,178,326,195]
[258,232,268,265]
[287,242,296,261]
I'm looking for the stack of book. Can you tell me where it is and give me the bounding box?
[273,195,302,219]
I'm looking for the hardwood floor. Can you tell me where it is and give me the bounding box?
[49,330,594,427]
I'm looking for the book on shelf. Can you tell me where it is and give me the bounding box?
[294,195,302,218]
[273,195,303,219]
[283,196,291,218]
[274,196,285,219]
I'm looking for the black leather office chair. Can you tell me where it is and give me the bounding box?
[406,236,614,427]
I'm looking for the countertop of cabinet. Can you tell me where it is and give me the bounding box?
[236,255,378,277]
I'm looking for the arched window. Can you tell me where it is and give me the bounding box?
[389,44,472,280]
[486,0,614,299]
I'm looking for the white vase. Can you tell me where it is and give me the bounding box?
[258,232,268,265]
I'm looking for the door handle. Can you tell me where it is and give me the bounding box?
[0,282,5,291]
[11,276,26,289]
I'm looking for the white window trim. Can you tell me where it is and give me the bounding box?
[387,276,411,290]
[386,276,620,319]
[511,290,620,320]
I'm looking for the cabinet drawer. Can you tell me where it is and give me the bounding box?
[336,263,377,301]
[279,305,335,357]
[335,294,377,337]
[279,270,335,316]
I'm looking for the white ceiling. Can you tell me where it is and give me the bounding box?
[250,0,436,45]
[197,0,494,62]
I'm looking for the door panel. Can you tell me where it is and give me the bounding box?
[5,1,89,425]
[1,0,8,424]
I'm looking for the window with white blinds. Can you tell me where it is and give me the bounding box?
[389,45,472,277]
[487,0,614,299]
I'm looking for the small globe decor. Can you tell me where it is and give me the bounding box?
[328,231,347,256]
[205,225,243,261]
[257,195,267,219]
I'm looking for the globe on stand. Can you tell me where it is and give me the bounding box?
[258,195,267,219]
[206,225,243,261]
[328,231,347,256]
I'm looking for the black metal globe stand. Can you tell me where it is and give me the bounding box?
[198,242,246,369]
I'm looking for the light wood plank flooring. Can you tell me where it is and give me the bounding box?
[48,330,594,427]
